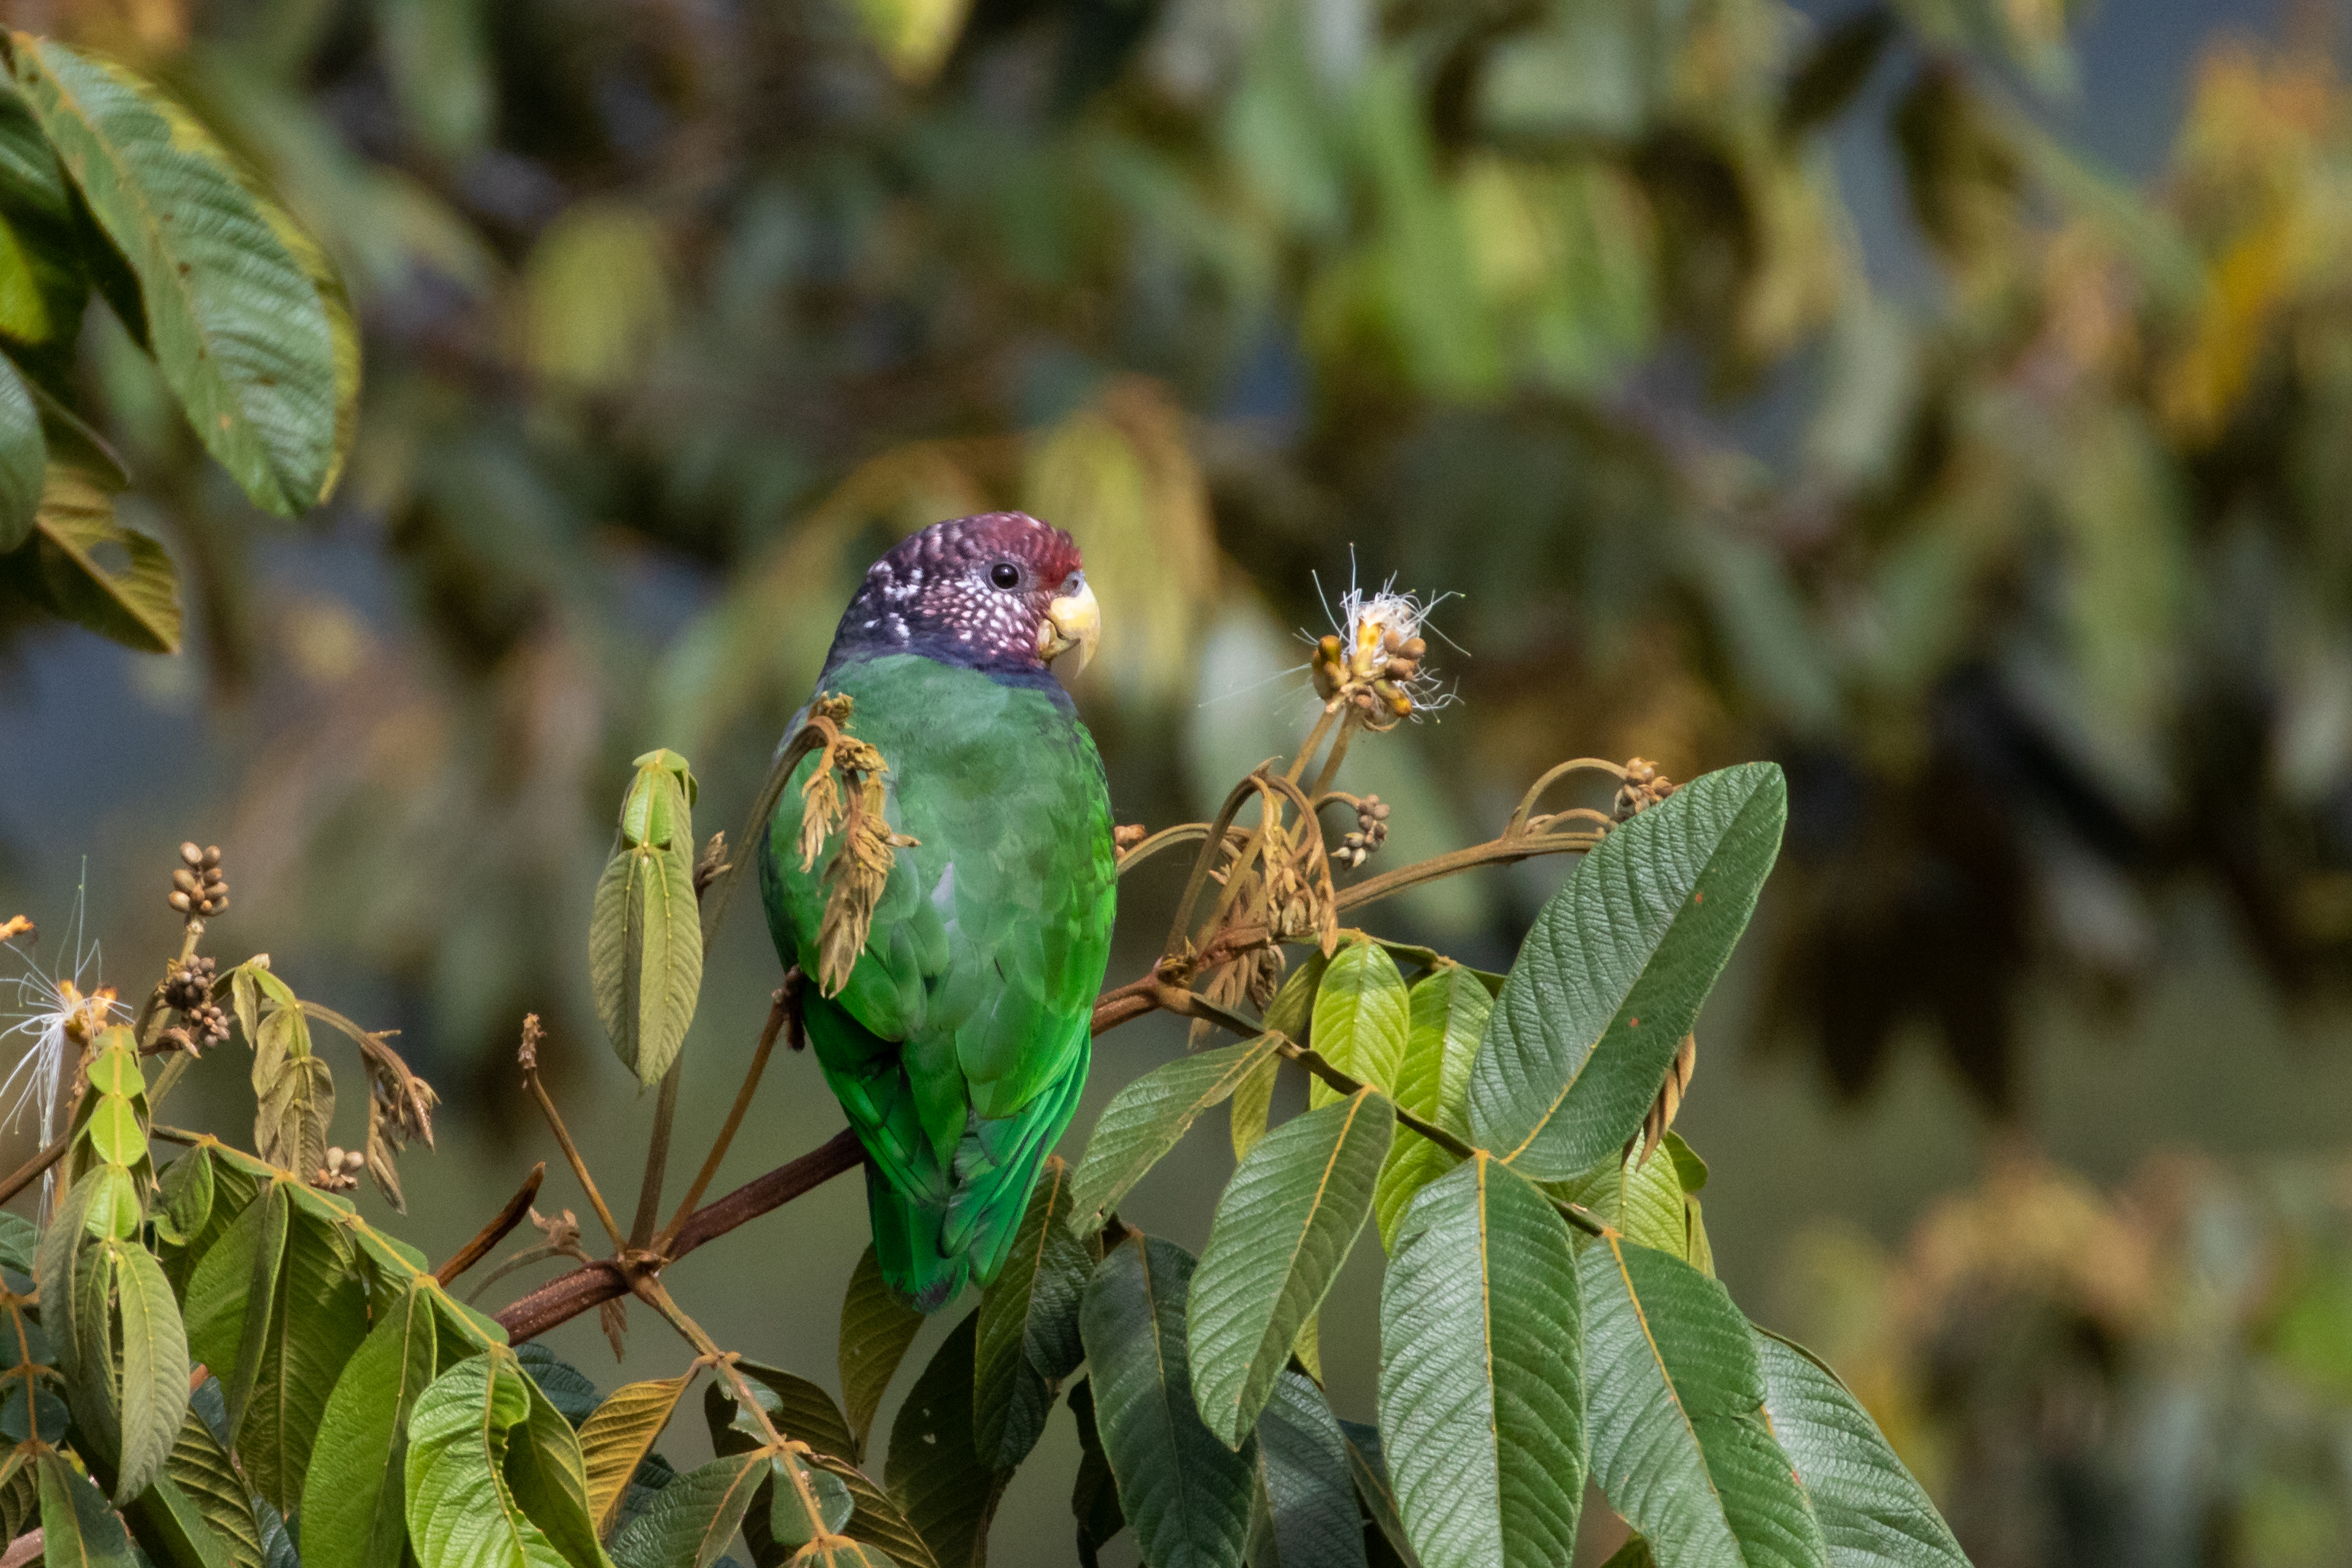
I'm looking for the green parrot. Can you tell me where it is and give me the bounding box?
[761,513,1114,1310]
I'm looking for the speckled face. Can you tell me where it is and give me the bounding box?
[827,513,1087,676]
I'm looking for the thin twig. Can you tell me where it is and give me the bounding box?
[1162,769,1274,958]
[628,1061,683,1250]
[435,1163,546,1285]
[494,1129,863,1343]
[0,1136,68,1210]
[518,1017,626,1250]
[1334,830,1604,911]
[657,982,791,1250]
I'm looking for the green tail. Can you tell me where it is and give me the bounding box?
[807,992,1089,1311]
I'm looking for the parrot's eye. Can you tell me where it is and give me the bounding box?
[990,562,1022,590]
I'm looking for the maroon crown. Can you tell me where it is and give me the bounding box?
[824,513,1085,679]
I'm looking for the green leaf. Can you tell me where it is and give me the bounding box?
[1081,1235,1254,1568]
[1067,1379,1123,1566]
[767,1450,854,1550]
[301,1278,442,1568]
[183,1183,285,1402]
[1374,965,1491,1251]
[10,38,343,515]
[0,1211,33,1275]
[885,1311,1003,1568]
[839,1244,924,1464]
[1307,938,1408,1109]
[110,1238,190,1502]
[1549,1145,1689,1260]
[704,1373,935,1568]
[0,350,41,549]
[252,1005,332,1179]
[33,1164,103,1383]
[1468,763,1786,1179]
[38,1446,136,1568]
[170,1394,265,1568]
[1580,1237,1826,1568]
[1256,1368,1369,1568]
[27,463,180,653]
[609,1450,764,1568]
[590,834,703,1089]
[974,1154,1088,1469]
[515,1343,599,1427]
[1068,1033,1285,1235]
[1228,1053,1279,1164]
[1335,1423,1418,1568]
[580,1369,696,1538]
[723,1362,859,1462]
[123,1471,250,1568]
[234,1199,372,1513]
[1236,953,1323,1162]
[1753,1330,1968,1568]
[1188,1089,1393,1447]
[1379,1155,1586,1568]
[405,1349,608,1568]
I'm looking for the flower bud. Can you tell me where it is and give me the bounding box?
[180,842,203,867]
[168,891,192,912]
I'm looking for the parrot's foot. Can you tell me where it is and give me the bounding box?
[781,966,807,1051]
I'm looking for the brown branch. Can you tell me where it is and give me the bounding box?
[657,981,792,1250]
[0,1135,67,1210]
[435,1163,546,1286]
[495,1129,863,1343]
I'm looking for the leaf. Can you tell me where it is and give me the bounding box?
[1374,965,1491,1251]
[727,1363,858,1461]
[1068,1034,1286,1235]
[609,1450,765,1568]
[170,1396,266,1568]
[123,1471,252,1568]
[1234,949,1325,1163]
[1228,1053,1279,1164]
[301,1278,442,1568]
[183,1183,285,1403]
[1306,938,1408,1109]
[1579,1237,1826,1568]
[1080,1235,1253,1568]
[10,38,342,515]
[37,1446,135,1568]
[110,1238,191,1502]
[885,1311,1003,1568]
[1335,1423,1418,1568]
[973,1155,1088,1469]
[1188,1089,1393,1447]
[580,1370,696,1538]
[1378,1156,1586,1568]
[1067,1379,1124,1566]
[254,1012,333,1179]
[1549,1145,1689,1261]
[839,1245,924,1463]
[405,1350,606,1568]
[767,1450,854,1551]
[0,350,41,549]
[232,1203,370,1513]
[1753,1330,1969,1568]
[1467,763,1787,1180]
[517,1343,602,1427]
[27,463,180,653]
[590,835,703,1089]
[1256,1369,1369,1568]
[702,1371,936,1568]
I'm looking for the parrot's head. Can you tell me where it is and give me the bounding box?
[827,512,1100,681]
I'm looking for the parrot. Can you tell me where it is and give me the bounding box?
[759,513,1114,1311]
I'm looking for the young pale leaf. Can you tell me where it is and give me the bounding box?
[1068,1033,1285,1235]
[1549,1146,1689,1261]
[608,1450,765,1568]
[974,1155,1088,1469]
[1188,1089,1393,1447]
[0,350,42,548]
[236,1206,371,1515]
[1580,1237,1826,1568]
[579,1369,696,1539]
[405,1351,605,1568]
[1081,1236,1254,1568]
[1228,1052,1279,1163]
[1468,763,1786,1179]
[37,1446,136,1568]
[840,1244,924,1463]
[1306,939,1408,1109]
[1378,1156,1585,1568]
[1753,1330,1968,1568]
[1374,965,1492,1251]
[885,1311,1004,1567]
[1257,1369,1370,1568]
[1236,950,1324,1160]
[300,1279,441,1568]
[27,463,179,652]
[110,1238,190,1502]
[10,40,341,515]
[590,831,702,1089]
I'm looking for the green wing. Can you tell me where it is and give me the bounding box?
[761,654,1115,1308]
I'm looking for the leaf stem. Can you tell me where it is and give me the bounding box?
[657,981,792,1251]
[434,1162,546,1286]
[518,1020,627,1250]
[627,1060,682,1250]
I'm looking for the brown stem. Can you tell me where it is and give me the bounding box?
[1163,769,1274,958]
[657,983,791,1250]
[1334,830,1604,912]
[1303,717,1356,801]
[495,1129,863,1343]
[0,1136,68,1210]
[435,1163,546,1285]
[628,1060,683,1249]
[520,1023,627,1250]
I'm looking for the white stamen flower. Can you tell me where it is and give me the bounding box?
[1308,571,1458,730]
[1,881,127,1214]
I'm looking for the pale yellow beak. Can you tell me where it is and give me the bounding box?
[1038,578,1100,674]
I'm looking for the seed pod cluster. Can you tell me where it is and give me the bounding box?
[169,843,229,917]
[315,1145,366,1191]
[161,954,215,1013]
[1333,794,1391,870]
[1613,759,1680,821]
[1312,625,1428,731]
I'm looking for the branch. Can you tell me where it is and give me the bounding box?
[436,1163,545,1286]
[495,1129,862,1343]
[517,1016,627,1249]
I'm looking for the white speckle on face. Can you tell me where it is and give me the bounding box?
[863,619,878,630]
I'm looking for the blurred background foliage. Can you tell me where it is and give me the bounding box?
[6,0,2352,1562]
